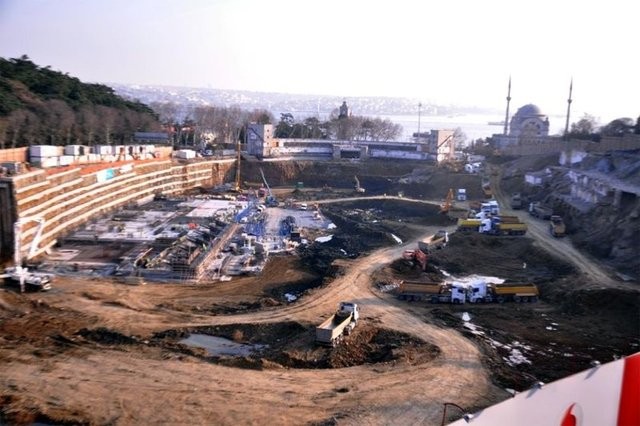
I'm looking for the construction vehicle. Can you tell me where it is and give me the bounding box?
[354,176,365,193]
[396,281,446,301]
[2,217,52,292]
[467,282,539,303]
[481,176,493,198]
[259,168,278,207]
[510,193,524,210]
[402,246,429,271]
[440,189,454,214]
[529,202,553,220]
[315,302,360,347]
[549,215,566,237]
[473,200,500,219]
[457,218,482,232]
[480,216,527,235]
[417,230,449,253]
[428,283,467,304]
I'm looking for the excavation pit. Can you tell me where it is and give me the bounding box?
[156,322,441,370]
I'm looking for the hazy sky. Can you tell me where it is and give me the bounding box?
[0,0,637,123]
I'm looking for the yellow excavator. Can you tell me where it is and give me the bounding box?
[440,188,454,214]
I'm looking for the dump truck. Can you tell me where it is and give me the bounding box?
[315,302,360,347]
[529,202,553,220]
[457,218,481,232]
[396,281,446,301]
[428,283,467,304]
[402,247,429,271]
[510,193,524,209]
[417,230,449,253]
[480,216,527,235]
[467,282,539,303]
[549,215,566,237]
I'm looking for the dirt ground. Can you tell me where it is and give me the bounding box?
[1,163,639,425]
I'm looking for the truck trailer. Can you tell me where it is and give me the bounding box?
[529,202,553,220]
[467,282,539,303]
[396,281,446,301]
[480,216,527,236]
[315,302,360,347]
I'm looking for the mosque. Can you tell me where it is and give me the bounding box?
[492,78,573,147]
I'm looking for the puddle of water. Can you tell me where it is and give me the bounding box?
[180,334,266,357]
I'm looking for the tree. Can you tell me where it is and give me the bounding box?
[453,127,467,149]
[600,117,634,136]
[275,113,295,138]
[569,114,598,138]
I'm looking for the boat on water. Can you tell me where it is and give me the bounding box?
[488,121,505,126]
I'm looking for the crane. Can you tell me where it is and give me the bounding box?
[234,139,241,192]
[259,168,278,207]
[1,217,51,292]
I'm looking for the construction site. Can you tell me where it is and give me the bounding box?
[0,143,639,425]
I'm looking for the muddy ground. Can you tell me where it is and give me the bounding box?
[1,163,639,425]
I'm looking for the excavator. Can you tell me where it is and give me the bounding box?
[440,188,454,214]
[1,217,52,292]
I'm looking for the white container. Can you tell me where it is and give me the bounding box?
[75,155,89,164]
[59,155,75,166]
[30,145,59,158]
[64,145,89,156]
[31,156,59,168]
[94,145,113,155]
[176,149,196,159]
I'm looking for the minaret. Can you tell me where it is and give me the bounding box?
[564,78,573,139]
[503,76,512,136]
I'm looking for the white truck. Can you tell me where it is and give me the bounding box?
[1,217,53,292]
[3,267,52,292]
[428,284,467,304]
[315,302,360,347]
[466,281,539,303]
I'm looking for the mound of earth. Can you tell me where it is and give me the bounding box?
[429,232,575,283]
[155,322,440,370]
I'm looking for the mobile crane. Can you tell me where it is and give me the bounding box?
[259,167,278,207]
[1,217,52,292]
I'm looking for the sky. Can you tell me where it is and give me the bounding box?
[0,0,638,124]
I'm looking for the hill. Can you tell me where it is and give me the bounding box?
[0,55,161,148]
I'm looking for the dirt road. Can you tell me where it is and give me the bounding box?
[490,166,624,288]
[0,225,505,425]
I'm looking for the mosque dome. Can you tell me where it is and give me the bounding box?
[509,104,549,138]
[514,104,543,117]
